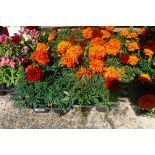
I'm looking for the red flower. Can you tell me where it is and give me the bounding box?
[25,26,36,30]
[104,77,120,92]
[2,27,9,36]
[119,53,129,65]
[11,33,20,43]
[92,29,102,38]
[25,65,42,81]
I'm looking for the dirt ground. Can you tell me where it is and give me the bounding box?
[0,94,155,129]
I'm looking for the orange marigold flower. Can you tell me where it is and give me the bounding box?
[35,43,50,54]
[128,55,139,66]
[127,32,138,40]
[105,39,121,56]
[76,67,91,79]
[31,51,49,65]
[88,45,106,60]
[143,48,154,59]
[139,94,155,110]
[61,45,83,68]
[82,27,93,39]
[48,33,55,41]
[67,45,83,56]
[103,67,118,79]
[119,29,129,37]
[90,37,104,47]
[139,74,152,84]
[100,26,115,31]
[89,59,104,73]
[57,41,71,56]
[153,62,155,67]
[127,42,140,52]
[101,30,111,39]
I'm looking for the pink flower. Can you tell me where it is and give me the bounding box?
[9,60,16,68]
[21,46,29,54]
[0,57,16,68]
[0,35,8,44]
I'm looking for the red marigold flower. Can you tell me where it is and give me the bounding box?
[119,53,129,65]
[139,94,155,110]
[25,65,42,81]
[104,77,120,92]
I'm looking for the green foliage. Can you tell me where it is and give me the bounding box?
[11,72,51,109]
[105,57,121,67]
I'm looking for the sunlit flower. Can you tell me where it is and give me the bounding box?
[128,55,139,66]
[143,48,154,59]
[35,43,50,54]
[88,45,106,60]
[82,27,93,39]
[89,59,104,73]
[48,33,55,41]
[101,30,111,39]
[127,42,140,52]
[139,74,152,84]
[119,29,129,37]
[76,67,91,78]
[90,37,104,46]
[105,39,121,56]
[57,41,71,56]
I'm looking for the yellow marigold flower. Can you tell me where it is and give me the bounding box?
[103,67,118,79]
[153,62,155,67]
[82,27,93,39]
[88,45,106,60]
[127,42,140,52]
[119,29,129,37]
[139,74,152,84]
[143,48,154,59]
[35,43,50,54]
[76,67,91,79]
[100,30,111,39]
[48,33,55,41]
[57,41,71,56]
[105,39,121,56]
[128,55,139,65]
[127,32,138,40]
[90,37,104,46]
[89,59,104,73]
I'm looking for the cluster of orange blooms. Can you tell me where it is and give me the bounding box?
[143,48,154,59]
[31,43,50,65]
[60,45,83,68]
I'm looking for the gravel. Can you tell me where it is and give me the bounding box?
[0,95,155,129]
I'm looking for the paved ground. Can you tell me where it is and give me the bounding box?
[0,95,155,129]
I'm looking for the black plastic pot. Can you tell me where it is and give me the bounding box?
[51,106,71,115]
[71,105,109,112]
[0,85,14,95]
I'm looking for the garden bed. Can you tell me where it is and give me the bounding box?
[1,26,155,116]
